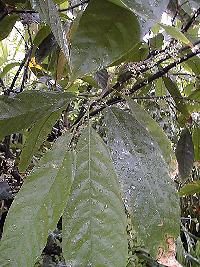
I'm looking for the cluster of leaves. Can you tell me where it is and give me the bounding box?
[0,0,200,266]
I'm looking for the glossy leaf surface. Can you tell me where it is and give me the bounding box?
[62,127,127,267]
[0,91,72,140]
[0,133,74,267]
[128,99,176,170]
[105,107,180,256]
[108,0,169,34]
[70,0,140,79]
[155,77,167,96]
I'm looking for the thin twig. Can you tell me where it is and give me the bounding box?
[9,50,31,92]
[9,0,89,14]
[89,48,200,118]
[182,7,200,33]
[13,25,28,51]
[19,25,34,92]
[20,49,32,92]
[129,48,200,94]
[124,95,200,104]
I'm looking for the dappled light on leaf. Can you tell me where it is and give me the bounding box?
[105,107,180,257]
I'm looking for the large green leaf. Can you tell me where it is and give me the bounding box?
[0,133,74,267]
[0,91,72,140]
[62,126,128,266]
[30,0,69,61]
[19,108,63,172]
[128,99,176,171]
[186,89,200,113]
[175,128,194,181]
[105,107,180,257]
[108,0,169,34]
[70,0,140,79]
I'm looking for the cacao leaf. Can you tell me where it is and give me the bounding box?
[128,99,176,171]
[0,91,72,140]
[19,108,63,172]
[0,133,74,267]
[192,127,200,161]
[105,107,180,257]
[70,0,140,79]
[108,0,170,34]
[62,126,128,266]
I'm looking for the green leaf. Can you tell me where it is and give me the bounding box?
[192,127,200,161]
[19,108,63,172]
[105,107,180,257]
[159,23,192,45]
[154,77,167,96]
[175,128,194,181]
[35,33,57,63]
[62,126,128,266]
[182,55,200,76]
[108,0,169,34]
[0,14,19,41]
[0,62,21,78]
[0,133,74,267]
[128,99,176,171]
[30,0,69,62]
[111,42,149,66]
[70,0,140,79]
[179,181,200,196]
[163,77,190,117]
[186,89,200,113]
[149,33,164,50]
[0,91,72,140]
[33,25,51,47]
